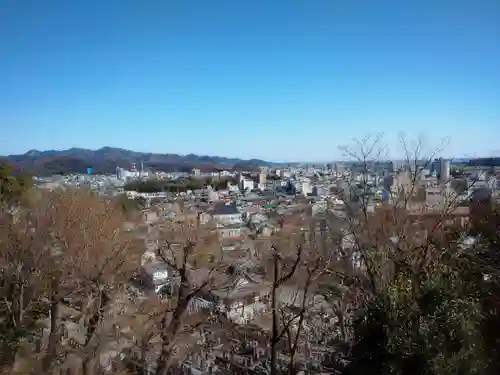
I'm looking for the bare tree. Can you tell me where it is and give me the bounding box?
[240,218,333,375]
[0,189,141,375]
[336,133,470,293]
[151,220,223,375]
[0,209,51,373]
[335,133,488,373]
[268,241,303,374]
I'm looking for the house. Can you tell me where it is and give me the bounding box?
[312,201,328,216]
[220,238,244,252]
[199,212,212,225]
[209,202,246,240]
[212,271,270,325]
[248,212,269,227]
[212,202,243,225]
[141,249,158,266]
[247,212,278,237]
[208,264,328,326]
[217,224,245,239]
[138,262,174,294]
[142,209,159,224]
[217,239,258,262]
[255,222,277,237]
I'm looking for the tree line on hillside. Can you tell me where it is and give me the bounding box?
[1,135,500,375]
[124,177,238,193]
[468,157,500,167]
[4,154,263,176]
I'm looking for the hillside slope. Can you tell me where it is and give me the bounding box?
[4,147,271,175]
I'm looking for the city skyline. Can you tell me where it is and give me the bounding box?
[1,0,499,160]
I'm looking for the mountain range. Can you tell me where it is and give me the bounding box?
[2,147,272,176]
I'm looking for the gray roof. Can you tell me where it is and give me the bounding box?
[211,274,267,301]
[213,203,239,215]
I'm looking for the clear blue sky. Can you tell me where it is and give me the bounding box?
[1,0,499,161]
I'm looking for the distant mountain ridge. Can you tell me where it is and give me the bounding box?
[3,147,273,176]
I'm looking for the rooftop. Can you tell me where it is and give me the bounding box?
[212,202,239,215]
[142,262,169,275]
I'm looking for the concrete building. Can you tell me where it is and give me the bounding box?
[227,181,240,192]
[259,172,266,185]
[208,190,219,202]
[432,159,441,175]
[439,158,451,185]
[301,182,313,196]
[116,167,126,180]
[242,179,254,191]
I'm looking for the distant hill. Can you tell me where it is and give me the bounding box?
[3,147,272,176]
[467,157,500,167]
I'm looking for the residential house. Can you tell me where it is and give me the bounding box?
[217,224,245,239]
[210,202,246,240]
[137,262,175,294]
[247,212,269,227]
[312,200,328,216]
[212,202,243,225]
[255,222,278,237]
[142,209,159,224]
[211,270,270,325]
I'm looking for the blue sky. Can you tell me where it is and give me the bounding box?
[1,0,499,161]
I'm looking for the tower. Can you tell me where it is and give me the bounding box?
[259,172,266,185]
[439,158,450,185]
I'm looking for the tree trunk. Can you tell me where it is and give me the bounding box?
[42,298,60,372]
[154,291,191,375]
[270,254,279,375]
[82,357,95,375]
[339,313,347,343]
[0,339,19,374]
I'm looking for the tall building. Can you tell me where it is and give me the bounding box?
[116,167,127,180]
[432,159,441,175]
[439,158,451,185]
[259,172,266,185]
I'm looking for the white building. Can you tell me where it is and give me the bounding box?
[212,203,243,225]
[227,181,240,192]
[208,190,219,202]
[301,182,313,196]
[242,179,254,191]
[139,262,172,294]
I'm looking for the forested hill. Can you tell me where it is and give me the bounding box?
[3,147,271,175]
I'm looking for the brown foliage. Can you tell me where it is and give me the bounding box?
[0,189,141,374]
[150,222,224,375]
